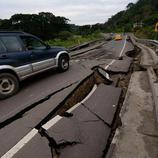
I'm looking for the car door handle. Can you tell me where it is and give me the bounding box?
[0,55,7,59]
[30,52,35,57]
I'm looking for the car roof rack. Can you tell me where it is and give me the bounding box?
[0,30,26,34]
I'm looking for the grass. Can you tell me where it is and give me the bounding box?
[46,33,102,48]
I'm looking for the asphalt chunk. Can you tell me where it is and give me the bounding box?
[83,83,122,126]
[47,117,81,145]
[97,67,113,84]
[106,56,133,73]
[46,106,111,158]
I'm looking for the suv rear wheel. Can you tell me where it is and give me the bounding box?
[0,73,19,99]
[58,55,69,72]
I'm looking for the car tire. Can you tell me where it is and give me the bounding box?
[58,55,69,72]
[0,73,19,99]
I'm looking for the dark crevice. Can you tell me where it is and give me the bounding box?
[125,49,139,58]
[0,82,78,129]
[38,127,80,157]
[31,68,114,157]
[61,112,73,118]
[35,68,113,129]
[39,127,58,157]
[35,72,95,129]
[102,37,142,158]
[92,66,113,84]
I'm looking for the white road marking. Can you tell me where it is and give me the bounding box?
[67,103,81,113]
[81,84,97,104]
[2,116,63,157]
[104,35,127,70]
[42,115,62,130]
[104,60,115,70]
[119,35,127,57]
[105,72,111,80]
[1,129,38,158]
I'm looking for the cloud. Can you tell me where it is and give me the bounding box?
[0,0,137,25]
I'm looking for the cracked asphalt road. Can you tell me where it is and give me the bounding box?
[0,36,135,158]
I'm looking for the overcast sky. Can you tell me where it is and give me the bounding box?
[0,0,137,25]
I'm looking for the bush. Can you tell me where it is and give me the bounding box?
[135,26,157,39]
[58,31,73,40]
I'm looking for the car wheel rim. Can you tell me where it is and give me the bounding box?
[0,78,15,95]
[61,59,68,70]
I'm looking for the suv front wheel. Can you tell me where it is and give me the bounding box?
[0,73,19,99]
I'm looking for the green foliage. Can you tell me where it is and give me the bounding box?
[58,31,73,40]
[47,32,102,48]
[0,12,70,40]
[126,3,135,9]
[0,12,103,46]
[104,0,158,38]
[135,26,157,39]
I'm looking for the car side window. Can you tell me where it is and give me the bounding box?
[0,40,6,53]
[20,36,46,50]
[0,36,22,52]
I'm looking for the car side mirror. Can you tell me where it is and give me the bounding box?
[46,44,51,49]
[27,46,33,50]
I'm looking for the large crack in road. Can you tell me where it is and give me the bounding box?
[0,82,78,129]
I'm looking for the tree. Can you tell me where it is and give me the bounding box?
[126,3,134,9]
[0,12,70,40]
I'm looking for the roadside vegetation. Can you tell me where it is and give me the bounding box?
[0,13,103,48]
[104,0,158,39]
[47,32,102,48]
[134,26,157,39]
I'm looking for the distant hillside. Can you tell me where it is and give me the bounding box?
[104,0,158,38]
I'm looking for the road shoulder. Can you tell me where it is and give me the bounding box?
[111,71,158,158]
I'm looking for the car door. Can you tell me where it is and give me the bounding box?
[19,35,56,72]
[0,35,33,77]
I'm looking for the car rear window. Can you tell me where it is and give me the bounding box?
[0,36,22,52]
[0,40,6,52]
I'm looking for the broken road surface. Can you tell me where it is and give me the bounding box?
[0,36,136,158]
